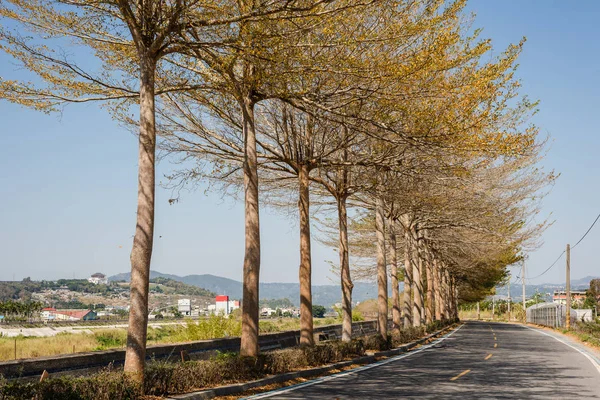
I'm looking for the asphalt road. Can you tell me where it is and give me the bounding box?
[246,321,600,399]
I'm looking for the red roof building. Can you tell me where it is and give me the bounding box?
[50,309,98,321]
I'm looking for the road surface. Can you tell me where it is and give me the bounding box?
[246,321,600,399]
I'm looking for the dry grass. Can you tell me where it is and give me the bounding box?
[0,333,101,361]
[0,317,344,361]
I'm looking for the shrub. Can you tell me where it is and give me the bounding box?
[0,370,140,400]
[391,326,425,347]
[425,320,446,334]
[352,310,364,322]
[95,330,126,350]
[362,334,392,351]
[312,305,327,318]
[144,355,264,396]
[143,340,365,396]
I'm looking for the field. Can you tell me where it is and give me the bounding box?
[0,316,339,361]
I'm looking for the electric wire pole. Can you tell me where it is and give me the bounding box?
[508,276,511,321]
[522,261,526,321]
[566,244,571,330]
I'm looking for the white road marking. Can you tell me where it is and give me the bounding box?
[525,325,600,376]
[243,324,465,399]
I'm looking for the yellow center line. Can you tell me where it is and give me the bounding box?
[450,369,471,381]
[494,343,497,348]
[485,353,493,360]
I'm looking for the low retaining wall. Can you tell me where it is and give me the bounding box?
[0,321,377,379]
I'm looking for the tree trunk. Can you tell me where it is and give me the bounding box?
[453,276,459,320]
[425,250,434,325]
[375,197,388,339]
[444,269,452,319]
[412,234,424,327]
[448,274,455,320]
[338,196,353,342]
[240,96,261,357]
[124,57,156,381]
[440,267,448,319]
[403,229,413,328]
[298,164,314,346]
[433,259,442,321]
[388,217,401,332]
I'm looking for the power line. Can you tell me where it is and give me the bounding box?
[571,213,600,250]
[527,250,565,280]
[512,274,521,284]
[528,211,600,280]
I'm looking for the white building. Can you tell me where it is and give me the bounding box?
[178,299,191,316]
[41,308,56,321]
[88,273,108,285]
[260,307,277,317]
[215,295,240,316]
[573,309,594,322]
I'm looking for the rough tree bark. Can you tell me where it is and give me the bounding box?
[338,196,353,342]
[453,276,459,320]
[388,217,401,331]
[425,250,434,324]
[433,258,442,321]
[412,231,424,327]
[442,267,450,319]
[403,229,413,328]
[124,56,156,380]
[240,96,261,357]
[298,164,314,345]
[375,196,388,339]
[447,272,455,320]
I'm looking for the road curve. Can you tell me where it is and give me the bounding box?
[245,321,600,399]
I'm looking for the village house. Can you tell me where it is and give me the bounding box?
[88,272,108,285]
[40,308,97,321]
[552,290,587,306]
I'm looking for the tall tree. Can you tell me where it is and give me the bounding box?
[0,0,202,380]
[375,193,388,339]
[388,216,402,331]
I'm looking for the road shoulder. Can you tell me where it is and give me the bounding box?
[524,323,600,375]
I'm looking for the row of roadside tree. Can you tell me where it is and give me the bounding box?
[0,0,552,383]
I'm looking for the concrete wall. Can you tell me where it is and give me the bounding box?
[0,321,377,379]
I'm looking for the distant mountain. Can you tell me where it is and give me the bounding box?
[495,276,599,301]
[109,271,392,307]
[566,276,599,287]
[110,271,600,306]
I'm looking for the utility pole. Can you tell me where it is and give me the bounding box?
[566,244,571,330]
[477,301,480,320]
[492,297,495,320]
[508,277,511,321]
[522,261,526,320]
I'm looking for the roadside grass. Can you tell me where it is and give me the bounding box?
[0,317,345,361]
[560,321,600,349]
[0,333,101,361]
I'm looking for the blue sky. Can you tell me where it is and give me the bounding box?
[0,1,599,285]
